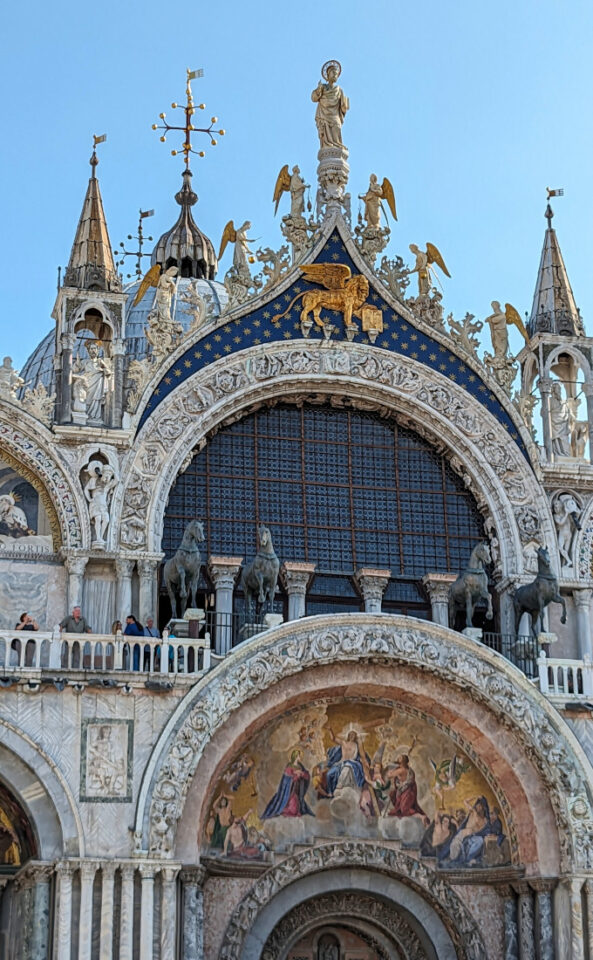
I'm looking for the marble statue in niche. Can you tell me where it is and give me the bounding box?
[72,341,112,424]
[82,458,118,547]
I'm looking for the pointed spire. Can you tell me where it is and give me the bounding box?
[63,142,121,291]
[151,168,217,279]
[528,195,583,338]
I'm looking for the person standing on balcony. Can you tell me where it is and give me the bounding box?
[60,606,92,634]
[143,617,160,638]
[15,612,38,631]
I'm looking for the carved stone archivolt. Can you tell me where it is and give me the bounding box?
[0,407,86,549]
[260,891,427,960]
[116,341,555,576]
[136,615,593,873]
[218,841,486,960]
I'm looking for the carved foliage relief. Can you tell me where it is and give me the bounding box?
[203,698,512,871]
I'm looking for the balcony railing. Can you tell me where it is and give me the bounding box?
[481,632,541,677]
[0,631,210,677]
[537,652,593,700]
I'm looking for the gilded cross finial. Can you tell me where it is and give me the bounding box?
[90,133,106,177]
[115,209,155,279]
[152,68,225,168]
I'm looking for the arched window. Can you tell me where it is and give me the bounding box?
[163,404,487,619]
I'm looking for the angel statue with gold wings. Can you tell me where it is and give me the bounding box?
[133,264,178,324]
[484,301,528,360]
[273,164,309,220]
[272,262,369,332]
[408,243,450,297]
[359,175,397,229]
[218,220,255,280]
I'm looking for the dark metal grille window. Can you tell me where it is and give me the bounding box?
[163,404,485,593]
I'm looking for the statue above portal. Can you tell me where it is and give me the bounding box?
[311,61,349,149]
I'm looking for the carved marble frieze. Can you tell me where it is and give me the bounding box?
[138,616,593,873]
[116,342,554,572]
[0,411,86,549]
[218,841,487,960]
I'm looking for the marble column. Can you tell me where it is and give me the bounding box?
[30,865,53,960]
[65,555,88,610]
[208,556,242,655]
[160,866,180,960]
[139,864,156,960]
[568,879,585,960]
[116,559,135,622]
[422,573,456,627]
[585,879,593,958]
[181,867,206,960]
[79,860,97,960]
[55,861,74,960]
[573,589,593,660]
[496,885,519,960]
[583,380,593,463]
[514,882,535,960]
[99,862,116,960]
[280,562,316,620]
[531,879,555,960]
[539,378,553,462]
[119,864,135,960]
[354,568,391,613]
[138,558,161,624]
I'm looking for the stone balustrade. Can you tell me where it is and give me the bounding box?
[0,629,210,677]
[537,651,593,699]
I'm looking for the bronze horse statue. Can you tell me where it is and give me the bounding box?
[513,546,566,639]
[448,542,493,630]
[241,524,280,620]
[163,520,205,619]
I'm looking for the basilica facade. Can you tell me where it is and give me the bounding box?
[2,64,593,959]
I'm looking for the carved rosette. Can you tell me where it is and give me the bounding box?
[139,615,593,873]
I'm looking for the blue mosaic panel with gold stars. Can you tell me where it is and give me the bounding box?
[138,231,527,461]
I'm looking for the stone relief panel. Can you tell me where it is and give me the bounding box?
[80,718,133,803]
[203,698,512,871]
[119,343,554,575]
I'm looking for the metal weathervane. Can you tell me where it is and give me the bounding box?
[152,68,225,167]
[115,210,155,279]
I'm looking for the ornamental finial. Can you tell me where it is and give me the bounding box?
[151,68,225,169]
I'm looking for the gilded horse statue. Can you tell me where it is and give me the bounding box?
[163,520,205,619]
[448,542,493,630]
[241,524,280,619]
[513,546,566,639]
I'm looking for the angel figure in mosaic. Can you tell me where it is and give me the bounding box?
[408,243,450,297]
[359,175,397,229]
[218,220,255,281]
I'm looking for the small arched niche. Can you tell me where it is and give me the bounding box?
[0,779,38,871]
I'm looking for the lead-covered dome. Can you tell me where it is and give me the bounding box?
[151,169,218,280]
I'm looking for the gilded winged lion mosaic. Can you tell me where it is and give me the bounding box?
[272,263,369,331]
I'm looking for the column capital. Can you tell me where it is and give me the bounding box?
[280,561,316,595]
[116,558,136,578]
[180,865,207,887]
[79,860,98,881]
[137,557,160,578]
[208,556,243,588]
[539,377,553,395]
[101,861,117,879]
[354,567,391,601]
[573,588,592,609]
[120,863,136,881]
[138,863,157,880]
[64,554,89,577]
[528,877,557,893]
[160,865,180,883]
[14,861,55,889]
[422,572,456,604]
[55,860,76,879]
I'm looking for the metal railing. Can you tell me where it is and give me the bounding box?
[481,632,541,677]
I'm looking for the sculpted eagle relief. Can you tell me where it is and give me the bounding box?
[272,263,369,332]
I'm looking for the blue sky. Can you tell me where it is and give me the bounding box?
[1,0,592,368]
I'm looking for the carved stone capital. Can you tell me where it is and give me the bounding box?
[14,861,55,889]
[528,878,557,893]
[280,561,316,596]
[137,558,159,580]
[539,378,553,396]
[422,572,456,605]
[79,860,99,882]
[55,860,75,879]
[180,866,207,887]
[115,558,136,579]
[138,863,157,881]
[160,865,180,884]
[354,568,391,602]
[573,588,592,610]
[64,554,88,577]
[208,556,243,590]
